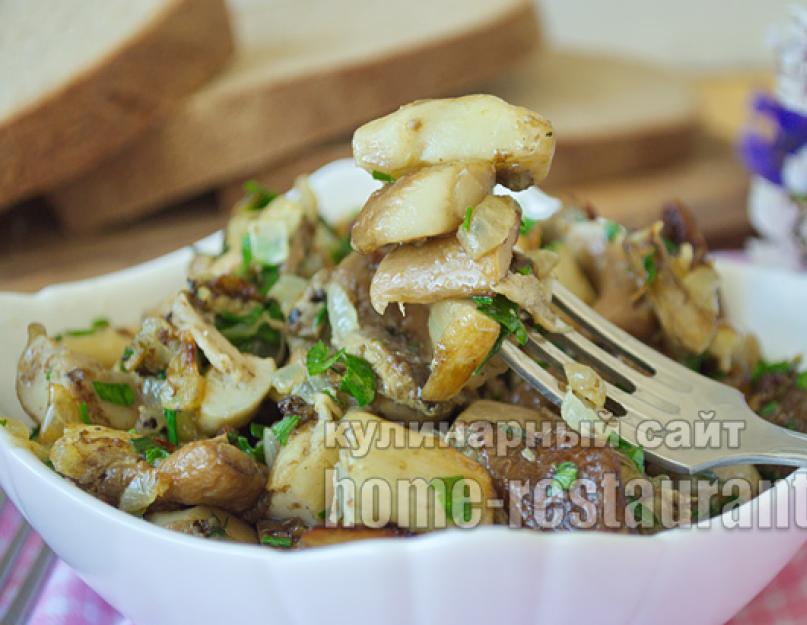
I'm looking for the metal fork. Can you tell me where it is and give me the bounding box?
[0,491,57,625]
[502,281,807,474]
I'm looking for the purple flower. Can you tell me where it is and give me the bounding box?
[740,93,807,185]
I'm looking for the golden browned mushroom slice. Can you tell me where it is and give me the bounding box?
[331,411,495,532]
[50,424,165,513]
[17,324,140,432]
[328,253,455,421]
[58,326,133,369]
[369,226,517,315]
[147,506,257,544]
[170,292,276,434]
[421,300,500,402]
[353,94,555,190]
[625,223,720,354]
[351,161,495,253]
[157,436,267,513]
[453,399,558,429]
[266,398,341,525]
[456,195,520,260]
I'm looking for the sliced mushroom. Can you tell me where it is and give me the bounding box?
[421,300,500,401]
[491,271,562,332]
[453,399,558,429]
[17,324,140,430]
[147,506,257,544]
[456,194,520,260]
[198,355,276,435]
[50,424,161,509]
[625,223,720,354]
[331,411,496,532]
[351,161,495,253]
[328,253,455,420]
[59,326,133,369]
[157,436,268,513]
[369,226,517,315]
[267,415,340,526]
[352,94,555,190]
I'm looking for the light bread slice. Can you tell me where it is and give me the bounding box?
[47,0,538,232]
[0,0,233,208]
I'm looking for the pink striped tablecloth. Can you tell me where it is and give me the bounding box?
[1,500,805,625]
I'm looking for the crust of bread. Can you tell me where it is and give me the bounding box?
[0,0,233,208]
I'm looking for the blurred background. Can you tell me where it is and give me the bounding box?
[0,0,798,291]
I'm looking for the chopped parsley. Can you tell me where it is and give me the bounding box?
[642,252,657,285]
[29,424,40,440]
[313,303,328,327]
[306,340,346,375]
[131,436,170,465]
[751,359,794,384]
[682,353,704,373]
[516,264,533,275]
[340,354,376,406]
[549,461,578,496]
[249,422,266,439]
[604,220,622,242]
[214,303,283,357]
[608,432,645,473]
[472,295,529,346]
[78,401,91,424]
[431,475,472,523]
[227,431,265,463]
[662,237,679,255]
[121,347,134,362]
[164,409,178,445]
[261,535,293,548]
[304,341,377,406]
[271,414,301,446]
[54,318,109,341]
[463,206,473,232]
[92,381,135,406]
[242,179,277,210]
[760,400,779,418]
[371,170,395,183]
[0,419,6,427]
[798,371,807,390]
[628,497,656,526]
[519,217,538,236]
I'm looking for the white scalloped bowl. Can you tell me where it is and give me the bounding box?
[1,160,806,625]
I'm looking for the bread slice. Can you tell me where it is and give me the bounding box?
[47,0,538,232]
[0,0,233,208]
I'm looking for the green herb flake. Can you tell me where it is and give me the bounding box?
[463,206,473,232]
[519,217,538,236]
[629,498,656,527]
[55,318,110,341]
[317,510,327,520]
[0,419,6,427]
[682,353,704,372]
[131,436,170,465]
[92,381,135,406]
[306,340,346,376]
[121,347,134,362]
[472,294,529,346]
[340,354,377,406]
[662,237,679,255]
[608,432,645,473]
[261,535,293,548]
[604,220,622,242]
[45,369,53,382]
[516,264,533,275]
[29,424,40,440]
[430,475,472,523]
[760,400,779,418]
[164,409,178,446]
[271,415,301,446]
[79,402,91,424]
[797,371,807,391]
[313,304,328,327]
[371,170,395,183]
[242,179,277,210]
[474,328,507,375]
[642,252,658,285]
[549,461,578,496]
[751,359,794,384]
